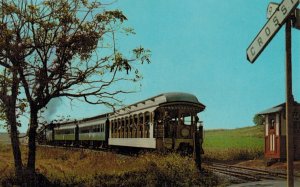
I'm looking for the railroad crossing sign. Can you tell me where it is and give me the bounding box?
[246,0,299,63]
[267,2,300,29]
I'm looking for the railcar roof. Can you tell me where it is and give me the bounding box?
[49,113,110,128]
[160,92,202,103]
[136,92,203,105]
[114,92,205,114]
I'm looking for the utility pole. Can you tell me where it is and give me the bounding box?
[285,17,294,187]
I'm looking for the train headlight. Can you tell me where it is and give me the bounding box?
[181,128,190,137]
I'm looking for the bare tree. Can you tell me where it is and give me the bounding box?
[0,68,24,181]
[0,0,150,183]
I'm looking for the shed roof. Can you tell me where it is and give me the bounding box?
[257,104,284,115]
[257,102,299,115]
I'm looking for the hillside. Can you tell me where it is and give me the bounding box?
[0,133,27,144]
[203,125,264,161]
[205,125,264,138]
[0,133,10,143]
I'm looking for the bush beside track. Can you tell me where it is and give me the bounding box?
[0,144,219,186]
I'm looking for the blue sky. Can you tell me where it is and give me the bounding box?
[2,0,300,132]
[107,0,300,129]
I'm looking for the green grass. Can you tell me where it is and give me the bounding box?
[203,125,264,161]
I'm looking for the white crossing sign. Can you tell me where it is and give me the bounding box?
[267,3,282,19]
[267,2,300,29]
[247,0,299,63]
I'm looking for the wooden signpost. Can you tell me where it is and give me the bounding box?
[247,1,299,186]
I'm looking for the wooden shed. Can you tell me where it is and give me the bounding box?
[258,102,300,160]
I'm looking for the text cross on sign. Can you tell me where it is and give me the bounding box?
[247,0,299,63]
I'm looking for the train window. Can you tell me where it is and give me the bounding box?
[80,127,90,133]
[182,116,192,125]
[145,113,150,138]
[56,129,73,134]
[126,118,129,126]
[139,115,143,124]
[93,125,100,132]
[134,116,138,125]
[145,113,150,124]
[118,119,121,138]
[125,118,129,138]
[115,121,118,133]
[81,130,88,133]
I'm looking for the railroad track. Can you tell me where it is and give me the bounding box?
[204,162,289,182]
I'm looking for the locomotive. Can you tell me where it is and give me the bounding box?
[40,92,205,153]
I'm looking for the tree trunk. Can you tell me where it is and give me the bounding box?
[3,69,24,181]
[6,105,23,179]
[27,108,38,172]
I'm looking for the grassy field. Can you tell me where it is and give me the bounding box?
[0,133,10,143]
[203,125,264,161]
[0,144,219,186]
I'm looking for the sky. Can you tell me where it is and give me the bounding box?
[2,0,300,132]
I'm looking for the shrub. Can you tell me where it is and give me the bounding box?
[203,148,264,161]
[0,146,220,186]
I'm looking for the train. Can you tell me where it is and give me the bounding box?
[39,92,205,154]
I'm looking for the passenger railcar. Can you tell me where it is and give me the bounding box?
[109,92,205,152]
[44,114,110,148]
[41,92,205,153]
